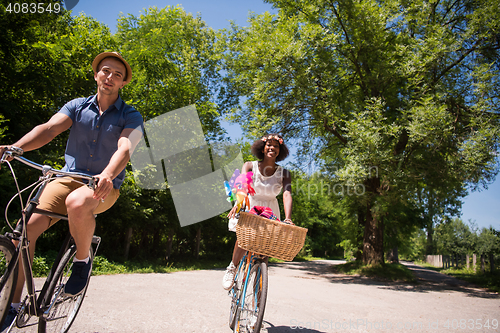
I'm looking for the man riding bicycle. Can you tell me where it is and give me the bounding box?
[0,52,143,330]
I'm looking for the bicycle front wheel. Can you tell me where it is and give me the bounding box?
[37,245,91,333]
[0,235,18,329]
[234,259,268,333]
[229,258,248,330]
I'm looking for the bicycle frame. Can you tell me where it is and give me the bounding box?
[0,148,101,330]
[237,252,255,310]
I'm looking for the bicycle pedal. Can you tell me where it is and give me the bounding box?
[16,301,35,327]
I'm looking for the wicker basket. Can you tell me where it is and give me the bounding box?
[236,212,308,261]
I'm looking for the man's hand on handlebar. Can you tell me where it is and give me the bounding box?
[0,145,23,166]
[92,173,113,201]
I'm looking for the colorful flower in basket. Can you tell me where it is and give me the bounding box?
[249,206,280,222]
[223,181,235,202]
[228,170,255,213]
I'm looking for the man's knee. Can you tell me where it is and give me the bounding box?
[65,188,97,213]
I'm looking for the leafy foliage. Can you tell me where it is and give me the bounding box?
[435,218,477,255]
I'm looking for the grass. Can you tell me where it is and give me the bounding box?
[91,256,229,275]
[416,261,500,293]
[331,260,417,283]
[269,254,329,263]
[32,254,229,277]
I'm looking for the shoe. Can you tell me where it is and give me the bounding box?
[222,262,237,290]
[1,306,18,332]
[64,260,92,296]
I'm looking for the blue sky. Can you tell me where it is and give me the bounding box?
[72,0,277,32]
[71,0,499,231]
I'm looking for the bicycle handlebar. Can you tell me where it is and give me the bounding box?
[1,146,98,190]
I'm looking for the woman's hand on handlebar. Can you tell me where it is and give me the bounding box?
[227,205,238,219]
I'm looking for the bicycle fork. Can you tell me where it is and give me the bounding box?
[235,254,262,333]
[20,239,39,317]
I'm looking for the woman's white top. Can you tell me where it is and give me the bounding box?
[228,161,283,232]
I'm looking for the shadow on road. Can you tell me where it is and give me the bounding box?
[264,321,326,333]
[271,260,499,299]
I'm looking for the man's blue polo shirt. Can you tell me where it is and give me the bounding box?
[58,95,143,189]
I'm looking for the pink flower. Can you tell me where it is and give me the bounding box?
[262,135,284,144]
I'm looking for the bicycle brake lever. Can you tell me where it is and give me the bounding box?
[1,146,23,163]
[10,146,24,155]
[88,177,98,190]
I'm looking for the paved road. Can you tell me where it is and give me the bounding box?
[12,260,500,332]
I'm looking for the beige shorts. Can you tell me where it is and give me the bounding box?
[37,177,119,226]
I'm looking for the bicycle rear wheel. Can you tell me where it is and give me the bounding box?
[37,245,91,333]
[234,259,268,333]
[229,257,248,329]
[0,236,18,329]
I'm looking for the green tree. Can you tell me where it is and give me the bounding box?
[115,6,226,139]
[222,0,500,265]
[416,182,465,255]
[289,171,344,257]
[435,218,476,255]
[476,227,500,257]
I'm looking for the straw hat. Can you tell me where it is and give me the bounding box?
[92,52,132,83]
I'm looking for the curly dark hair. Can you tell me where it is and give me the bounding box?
[251,133,289,162]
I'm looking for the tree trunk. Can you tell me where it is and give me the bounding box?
[123,227,133,260]
[166,228,174,261]
[362,201,385,266]
[426,223,434,255]
[387,247,399,264]
[153,227,160,256]
[194,227,201,260]
[362,177,384,266]
[355,207,365,260]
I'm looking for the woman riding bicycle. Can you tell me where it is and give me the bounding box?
[222,133,293,290]
[0,52,143,331]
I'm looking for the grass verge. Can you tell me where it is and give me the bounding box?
[332,260,417,283]
[32,254,228,277]
[416,261,500,293]
[91,256,229,275]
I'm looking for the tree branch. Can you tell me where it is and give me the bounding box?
[323,118,347,144]
[327,0,369,97]
[433,38,484,85]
